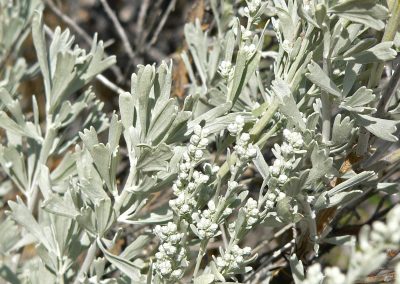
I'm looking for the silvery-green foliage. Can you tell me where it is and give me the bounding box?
[296,205,400,284]
[0,0,41,101]
[1,0,400,283]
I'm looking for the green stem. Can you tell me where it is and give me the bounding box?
[249,100,279,138]
[255,121,280,149]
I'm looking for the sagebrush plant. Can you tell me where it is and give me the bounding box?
[1,0,400,283]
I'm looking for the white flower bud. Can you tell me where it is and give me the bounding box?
[188,144,197,154]
[171,269,183,279]
[179,172,188,179]
[180,204,190,214]
[199,138,209,147]
[283,128,291,138]
[190,134,200,145]
[194,149,203,160]
[188,182,196,191]
[278,174,288,183]
[240,132,251,142]
[158,260,172,275]
[270,165,281,176]
[209,223,218,232]
[265,200,275,209]
[227,123,239,135]
[236,115,244,125]
[273,158,283,167]
[280,142,294,155]
[193,125,202,136]
[246,145,257,158]
[223,207,233,216]
[212,165,220,173]
[267,192,277,201]
[324,267,346,284]
[155,251,166,259]
[218,60,233,78]
[241,26,252,40]
[246,198,258,209]
[202,128,210,137]
[216,257,226,268]
[228,181,239,190]
[182,151,190,161]
[198,230,206,239]
[166,222,177,233]
[277,191,286,200]
[284,161,293,169]
[208,200,216,211]
[243,44,256,59]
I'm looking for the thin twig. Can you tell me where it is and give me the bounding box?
[136,0,150,44]
[376,62,400,116]
[96,74,125,94]
[220,224,228,248]
[99,0,135,60]
[245,241,295,282]
[253,223,293,253]
[148,0,177,47]
[140,0,165,48]
[45,0,92,44]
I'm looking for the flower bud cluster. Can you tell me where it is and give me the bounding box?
[156,126,219,280]
[353,205,400,268]
[218,60,234,79]
[243,198,260,229]
[262,128,305,214]
[242,43,257,59]
[324,267,346,284]
[170,125,211,215]
[169,191,196,216]
[191,201,219,239]
[228,116,257,163]
[302,263,324,284]
[227,115,245,136]
[154,222,187,281]
[189,125,209,162]
[171,170,210,217]
[270,128,304,183]
[369,204,400,245]
[243,0,262,17]
[241,25,253,40]
[302,206,400,284]
[216,245,252,275]
[303,263,346,284]
[235,133,257,162]
[264,188,279,210]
